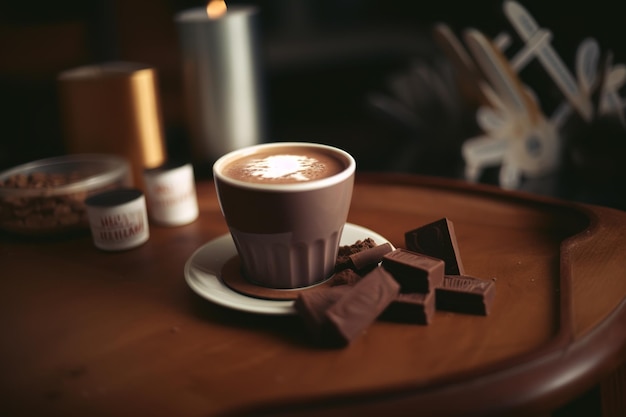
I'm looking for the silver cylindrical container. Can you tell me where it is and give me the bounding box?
[175,5,265,163]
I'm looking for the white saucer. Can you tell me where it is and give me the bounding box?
[184,223,393,315]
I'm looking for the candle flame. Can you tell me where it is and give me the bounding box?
[206,0,227,18]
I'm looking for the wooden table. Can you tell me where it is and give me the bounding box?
[1,174,625,417]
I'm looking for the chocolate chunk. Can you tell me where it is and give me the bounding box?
[335,238,377,271]
[382,249,444,293]
[435,275,495,315]
[404,218,465,275]
[294,287,351,343]
[383,291,435,325]
[325,267,400,346]
[349,242,393,271]
[0,170,110,234]
[329,268,362,286]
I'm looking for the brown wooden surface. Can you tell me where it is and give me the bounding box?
[602,362,626,417]
[1,173,625,417]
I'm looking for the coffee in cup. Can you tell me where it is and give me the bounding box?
[213,142,355,288]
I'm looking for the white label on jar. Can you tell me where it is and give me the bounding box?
[97,210,146,241]
[87,192,149,251]
[144,163,198,226]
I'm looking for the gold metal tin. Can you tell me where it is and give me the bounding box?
[58,62,167,189]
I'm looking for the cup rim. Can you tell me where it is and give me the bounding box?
[213,142,356,192]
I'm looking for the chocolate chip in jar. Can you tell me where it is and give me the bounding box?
[0,171,89,234]
[0,154,132,236]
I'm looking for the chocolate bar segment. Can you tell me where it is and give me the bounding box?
[349,242,393,271]
[325,267,400,346]
[294,287,350,343]
[329,268,362,286]
[382,248,444,293]
[335,238,377,271]
[435,275,495,315]
[405,218,465,275]
[383,291,435,325]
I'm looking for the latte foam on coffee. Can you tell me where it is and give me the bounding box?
[222,147,346,184]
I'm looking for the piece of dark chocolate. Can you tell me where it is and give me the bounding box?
[382,291,435,325]
[325,267,400,346]
[404,218,465,275]
[294,287,350,343]
[349,242,393,271]
[329,268,362,286]
[435,275,495,315]
[335,238,377,271]
[382,248,444,293]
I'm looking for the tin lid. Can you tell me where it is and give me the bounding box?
[85,188,143,207]
[144,160,192,175]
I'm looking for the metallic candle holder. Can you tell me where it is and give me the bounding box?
[175,1,265,164]
[58,62,168,190]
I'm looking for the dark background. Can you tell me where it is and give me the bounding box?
[1,0,624,211]
[0,1,623,414]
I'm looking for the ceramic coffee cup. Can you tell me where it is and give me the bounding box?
[213,142,355,288]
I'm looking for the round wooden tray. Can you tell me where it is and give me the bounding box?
[1,173,625,417]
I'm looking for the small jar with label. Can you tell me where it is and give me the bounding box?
[85,188,149,251]
[143,161,198,226]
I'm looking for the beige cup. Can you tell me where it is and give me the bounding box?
[213,142,355,288]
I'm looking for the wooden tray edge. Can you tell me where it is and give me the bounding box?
[222,173,626,416]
